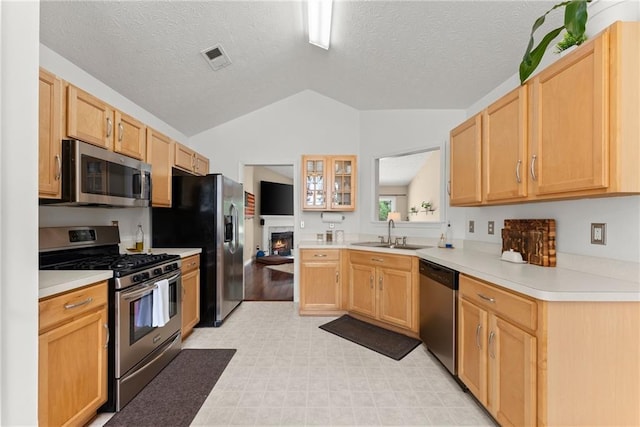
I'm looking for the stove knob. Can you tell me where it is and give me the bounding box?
[153,268,162,275]
[142,272,150,280]
[164,264,173,272]
[132,274,141,283]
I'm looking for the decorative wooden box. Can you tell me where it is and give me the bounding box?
[501,219,556,267]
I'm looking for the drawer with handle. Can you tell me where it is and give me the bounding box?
[39,281,108,332]
[459,274,537,331]
[349,250,412,271]
[301,249,340,261]
[181,254,200,273]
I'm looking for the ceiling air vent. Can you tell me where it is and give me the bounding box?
[200,44,232,71]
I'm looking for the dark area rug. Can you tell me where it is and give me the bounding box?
[105,349,236,427]
[255,255,294,265]
[319,315,421,361]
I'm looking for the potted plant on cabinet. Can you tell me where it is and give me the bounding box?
[519,0,590,84]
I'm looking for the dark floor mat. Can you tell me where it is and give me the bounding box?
[105,349,236,427]
[319,315,421,360]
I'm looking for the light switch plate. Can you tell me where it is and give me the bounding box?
[591,223,606,245]
[488,221,495,235]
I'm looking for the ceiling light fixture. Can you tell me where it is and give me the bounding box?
[308,0,333,50]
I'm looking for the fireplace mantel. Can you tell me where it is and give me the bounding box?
[261,215,294,255]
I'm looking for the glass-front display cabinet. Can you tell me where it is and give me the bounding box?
[302,155,357,211]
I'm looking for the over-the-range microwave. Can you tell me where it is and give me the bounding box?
[42,139,151,207]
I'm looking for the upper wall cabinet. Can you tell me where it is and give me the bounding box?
[302,155,357,211]
[66,85,114,150]
[450,21,640,207]
[147,128,173,207]
[66,85,147,160]
[174,142,209,176]
[113,111,146,160]
[39,68,63,199]
[529,21,639,199]
[450,116,482,206]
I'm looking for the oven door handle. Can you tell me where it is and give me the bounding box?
[122,273,181,301]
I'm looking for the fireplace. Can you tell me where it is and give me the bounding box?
[260,215,294,256]
[271,231,293,256]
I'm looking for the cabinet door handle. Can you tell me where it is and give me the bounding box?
[64,297,93,310]
[118,122,124,142]
[476,324,482,349]
[106,117,113,138]
[313,254,327,257]
[477,293,496,303]
[370,275,373,289]
[379,276,383,290]
[55,154,61,180]
[104,323,110,349]
[489,331,496,359]
[530,154,538,181]
[192,153,197,170]
[516,159,522,183]
[335,271,339,283]
[447,180,451,196]
[371,257,384,262]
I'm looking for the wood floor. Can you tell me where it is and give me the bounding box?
[244,261,294,301]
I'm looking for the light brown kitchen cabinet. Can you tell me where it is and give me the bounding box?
[181,254,201,339]
[39,68,63,199]
[449,115,482,206]
[66,85,114,150]
[113,110,146,160]
[146,128,173,207]
[458,274,537,427]
[174,142,209,176]
[483,86,528,202]
[302,155,357,211]
[38,281,108,427]
[348,250,417,332]
[299,249,343,315]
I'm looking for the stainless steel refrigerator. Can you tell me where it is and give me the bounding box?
[152,173,244,326]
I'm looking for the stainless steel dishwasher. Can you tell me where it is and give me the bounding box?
[419,259,459,376]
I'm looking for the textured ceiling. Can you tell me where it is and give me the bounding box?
[40,1,561,137]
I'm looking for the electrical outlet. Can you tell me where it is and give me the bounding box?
[468,220,475,233]
[488,221,495,235]
[300,220,305,229]
[591,223,606,245]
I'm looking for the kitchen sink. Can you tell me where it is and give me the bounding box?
[350,242,432,250]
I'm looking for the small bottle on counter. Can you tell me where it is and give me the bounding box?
[437,233,446,248]
[135,224,144,251]
[445,222,453,248]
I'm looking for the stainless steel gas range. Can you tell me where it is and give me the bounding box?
[39,225,182,411]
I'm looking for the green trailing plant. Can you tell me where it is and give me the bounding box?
[421,201,432,210]
[519,0,590,84]
[555,31,587,53]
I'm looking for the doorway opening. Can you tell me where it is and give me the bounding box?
[242,164,294,301]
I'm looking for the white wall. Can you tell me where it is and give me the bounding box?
[407,151,441,223]
[461,0,640,263]
[0,1,39,424]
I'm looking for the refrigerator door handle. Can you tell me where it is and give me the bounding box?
[229,202,239,254]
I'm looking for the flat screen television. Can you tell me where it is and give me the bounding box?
[260,181,293,216]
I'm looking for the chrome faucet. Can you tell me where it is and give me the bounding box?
[387,219,395,244]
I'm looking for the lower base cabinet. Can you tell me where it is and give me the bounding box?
[181,254,201,339]
[458,273,640,426]
[299,249,344,315]
[38,281,108,427]
[348,250,418,333]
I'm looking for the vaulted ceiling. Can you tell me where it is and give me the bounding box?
[40,1,561,137]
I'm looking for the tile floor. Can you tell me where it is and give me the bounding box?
[93,301,495,426]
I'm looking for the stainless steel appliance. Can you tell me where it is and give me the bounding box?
[419,259,459,376]
[152,173,244,326]
[42,139,151,207]
[39,226,182,411]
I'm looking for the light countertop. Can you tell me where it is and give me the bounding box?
[299,241,640,302]
[417,247,640,302]
[39,270,113,299]
[143,248,202,258]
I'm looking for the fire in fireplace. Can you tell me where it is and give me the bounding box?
[271,231,293,256]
